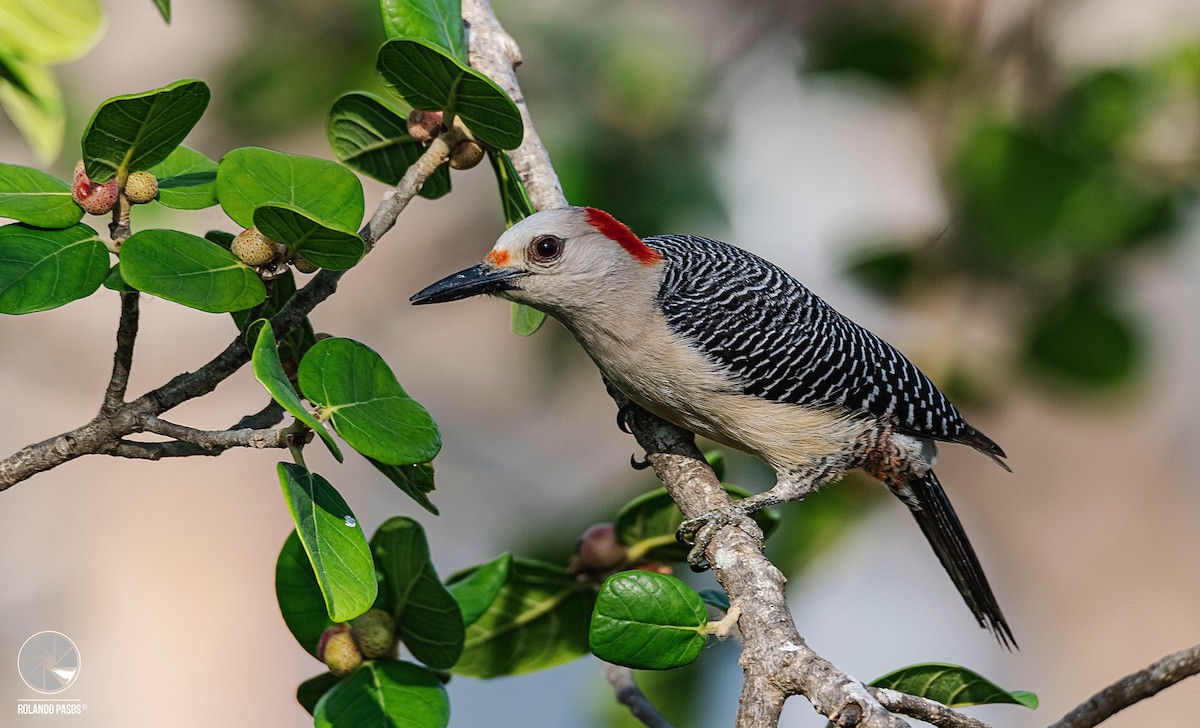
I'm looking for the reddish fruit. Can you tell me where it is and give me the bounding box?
[407,109,444,143]
[71,160,119,215]
[448,139,485,170]
[575,523,627,572]
[124,171,158,204]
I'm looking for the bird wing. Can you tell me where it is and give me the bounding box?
[647,234,1005,460]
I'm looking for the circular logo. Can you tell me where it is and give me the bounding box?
[18,631,80,694]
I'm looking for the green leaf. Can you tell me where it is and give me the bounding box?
[253,205,365,271]
[278,462,377,622]
[251,321,342,461]
[364,458,438,515]
[102,264,136,293]
[151,0,171,23]
[118,229,266,313]
[82,79,210,183]
[380,0,466,62]
[146,145,217,210]
[216,147,365,233]
[510,302,545,337]
[298,338,442,465]
[0,55,65,163]
[327,91,450,198]
[844,246,919,301]
[1025,287,1139,388]
[869,663,1038,709]
[590,571,707,670]
[697,588,730,612]
[0,163,83,228]
[446,552,512,626]
[313,661,449,728]
[276,530,337,658]
[0,0,105,64]
[616,485,781,562]
[0,223,106,314]
[376,38,523,150]
[370,517,464,669]
[452,558,594,678]
[297,672,341,716]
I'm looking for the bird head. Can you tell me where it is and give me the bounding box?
[410,206,663,315]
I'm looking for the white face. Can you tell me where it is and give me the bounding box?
[481,207,644,310]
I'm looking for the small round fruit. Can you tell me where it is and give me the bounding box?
[448,139,485,170]
[124,171,158,204]
[407,109,444,143]
[575,522,627,572]
[292,252,320,274]
[351,608,396,659]
[71,161,119,215]
[321,629,362,677]
[231,227,277,266]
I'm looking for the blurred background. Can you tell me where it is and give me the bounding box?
[1,0,1198,725]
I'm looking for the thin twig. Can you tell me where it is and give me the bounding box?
[602,663,675,728]
[1048,644,1200,728]
[101,292,140,415]
[140,416,293,451]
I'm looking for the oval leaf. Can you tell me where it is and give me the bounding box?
[217,147,364,232]
[446,552,512,626]
[0,162,83,228]
[590,571,707,670]
[251,320,342,461]
[278,463,377,622]
[297,672,341,716]
[0,56,66,163]
[276,530,337,658]
[870,663,1039,709]
[0,222,106,314]
[298,338,441,466]
[1025,288,1139,388]
[370,517,464,669]
[380,0,466,61]
[253,205,365,271]
[82,79,210,183]
[327,91,450,198]
[376,38,523,150]
[119,229,265,313]
[146,145,217,210]
[364,458,438,515]
[314,661,449,728]
[616,485,781,562]
[451,558,594,678]
[233,269,317,369]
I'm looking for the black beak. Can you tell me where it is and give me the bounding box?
[410,263,525,305]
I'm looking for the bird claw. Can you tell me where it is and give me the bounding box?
[615,401,639,434]
[676,506,765,572]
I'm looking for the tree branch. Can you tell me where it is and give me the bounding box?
[138,415,295,451]
[101,291,140,415]
[0,127,463,492]
[1048,643,1200,728]
[602,663,676,728]
[870,689,992,728]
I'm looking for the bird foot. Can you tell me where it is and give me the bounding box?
[676,505,764,572]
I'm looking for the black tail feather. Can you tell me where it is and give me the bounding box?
[905,470,1017,649]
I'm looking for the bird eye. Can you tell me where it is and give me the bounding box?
[529,235,564,264]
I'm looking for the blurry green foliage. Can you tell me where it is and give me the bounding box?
[812,6,1200,393]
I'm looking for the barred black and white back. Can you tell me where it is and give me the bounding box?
[646,233,1006,466]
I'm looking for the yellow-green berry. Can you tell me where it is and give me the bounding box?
[319,627,362,677]
[231,227,277,266]
[124,171,158,204]
[351,609,396,659]
[292,252,320,274]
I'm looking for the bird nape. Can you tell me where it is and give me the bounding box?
[411,205,1015,648]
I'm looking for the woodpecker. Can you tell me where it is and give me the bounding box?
[411,206,1015,647]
